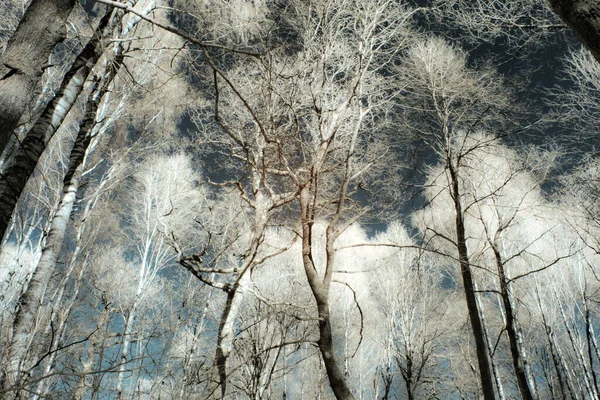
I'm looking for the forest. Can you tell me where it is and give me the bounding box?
[0,0,599,399]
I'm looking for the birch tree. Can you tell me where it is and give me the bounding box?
[403,37,519,400]
[0,0,77,153]
[548,0,600,64]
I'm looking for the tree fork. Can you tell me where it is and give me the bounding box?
[300,186,355,400]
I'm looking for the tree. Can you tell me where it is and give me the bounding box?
[370,223,450,400]
[403,36,517,400]
[182,1,413,397]
[0,8,114,242]
[550,46,600,140]
[0,0,77,153]
[2,0,600,398]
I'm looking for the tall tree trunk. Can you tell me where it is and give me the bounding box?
[299,185,355,400]
[490,243,536,400]
[0,11,112,242]
[115,309,136,399]
[535,284,572,399]
[557,293,599,399]
[399,353,415,400]
[475,282,506,400]
[585,302,600,397]
[548,0,600,63]
[210,196,270,398]
[5,66,110,392]
[447,160,496,400]
[0,0,76,153]
[32,255,90,399]
[212,270,252,398]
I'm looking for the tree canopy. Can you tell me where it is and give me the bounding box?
[0,1,600,399]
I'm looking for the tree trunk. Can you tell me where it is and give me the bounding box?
[585,303,600,397]
[5,67,107,392]
[447,160,496,400]
[399,353,415,400]
[0,10,112,242]
[0,0,76,153]
[209,193,271,398]
[557,293,599,399]
[212,270,252,398]
[299,185,355,400]
[490,243,536,400]
[548,0,600,63]
[32,255,89,399]
[475,282,506,400]
[535,285,572,399]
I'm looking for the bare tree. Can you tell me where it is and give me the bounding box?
[179,1,414,397]
[550,46,600,139]
[369,224,449,400]
[403,36,519,400]
[0,8,115,242]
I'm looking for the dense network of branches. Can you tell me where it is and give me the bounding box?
[0,0,599,399]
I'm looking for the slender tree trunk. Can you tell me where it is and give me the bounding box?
[0,0,77,153]
[557,293,598,399]
[5,63,110,391]
[475,282,506,400]
[447,160,496,400]
[209,194,270,398]
[212,270,252,398]
[490,243,536,400]
[115,309,136,399]
[585,303,600,397]
[535,284,572,399]
[32,255,89,399]
[0,11,112,242]
[35,156,115,396]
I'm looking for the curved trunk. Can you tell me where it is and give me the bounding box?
[299,185,355,400]
[0,0,76,153]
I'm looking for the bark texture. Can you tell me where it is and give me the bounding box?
[549,0,600,63]
[4,12,118,393]
[5,73,102,394]
[0,0,76,153]
[0,11,110,242]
